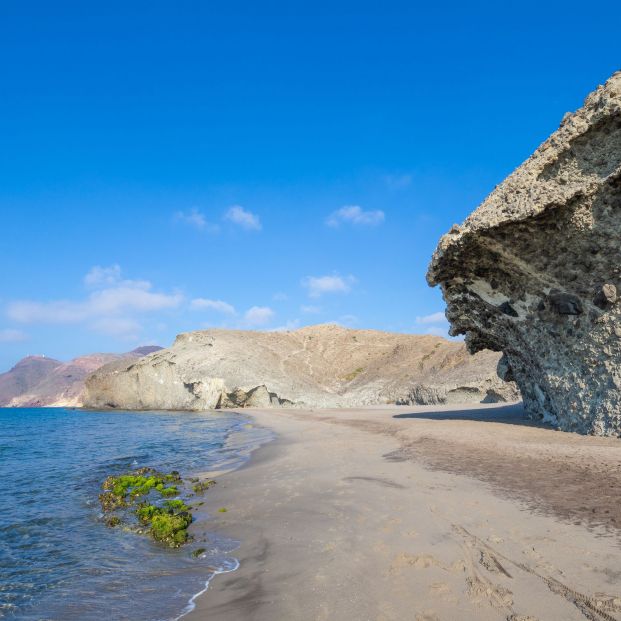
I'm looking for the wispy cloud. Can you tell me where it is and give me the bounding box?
[273,292,288,302]
[84,264,122,287]
[8,286,181,324]
[7,266,183,340]
[190,298,236,315]
[224,205,261,231]
[302,274,356,298]
[300,305,322,314]
[415,311,450,339]
[0,328,28,343]
[423,326,449,338]
[415,311,446,325]
[174,208,218,232]
[243,306,274,326]
[326,206,385,228]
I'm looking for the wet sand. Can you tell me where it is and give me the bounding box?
[187,403,621,621]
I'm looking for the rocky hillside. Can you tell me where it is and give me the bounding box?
[0,346,162,407]
[83,324,519,410]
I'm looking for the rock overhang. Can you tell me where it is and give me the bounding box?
[427,71,621,436]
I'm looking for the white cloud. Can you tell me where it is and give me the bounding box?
[190,298,236,315]
[326,206,385,228]
[415,311,447,325]
[9,286,182,324]
[174,208,218,232]
[414,311,451,339]
[84,264,122,287]
[6,266,183,341]
[0,328,28,343]
[302,274,356,298]
[224,205,261,231]
[244,306,274,326]
[300,305,322,314]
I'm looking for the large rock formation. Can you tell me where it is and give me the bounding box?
[428,72,621,436]
[83,324,519,410]
[0,346,162,407]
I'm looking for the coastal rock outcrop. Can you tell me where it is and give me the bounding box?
[427,72,621,436]
[83,324,519,410]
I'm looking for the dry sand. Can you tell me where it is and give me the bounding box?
[186,403,621,621]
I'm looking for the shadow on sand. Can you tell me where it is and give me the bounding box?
[393,402,553,429]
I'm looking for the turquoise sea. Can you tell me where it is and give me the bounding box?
[0,407,269,620]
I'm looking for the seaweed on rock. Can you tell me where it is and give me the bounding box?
[98,468,217,548]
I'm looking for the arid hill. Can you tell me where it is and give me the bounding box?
[84,324,518,410]
[0,346,162,407]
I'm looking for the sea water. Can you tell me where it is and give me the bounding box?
[0,407,270,620]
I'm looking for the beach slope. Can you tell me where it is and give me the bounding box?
[188,404,621,621]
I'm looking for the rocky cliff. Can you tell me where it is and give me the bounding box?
[428,71,621,436]
[0,346,162,407]
[83,324,518,410]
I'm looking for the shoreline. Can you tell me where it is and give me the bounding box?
[186,403,621,621]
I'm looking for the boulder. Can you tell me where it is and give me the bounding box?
[427,72,621,436]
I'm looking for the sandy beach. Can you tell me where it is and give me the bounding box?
[186,403,621,621]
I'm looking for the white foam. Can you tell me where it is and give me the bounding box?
[174,557,240,620]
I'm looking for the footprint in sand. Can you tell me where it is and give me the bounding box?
[429,582,451,595]
[466,574,514,609]
[479,549,512,578]
[429,582,458,604]
[389,553,442,575]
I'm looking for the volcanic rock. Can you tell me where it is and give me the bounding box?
[427,72,621,436]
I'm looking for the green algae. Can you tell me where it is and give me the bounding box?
[192,479,216,494]
[163,499,189,512]
[150,513,191,546]
[99,467,202,548]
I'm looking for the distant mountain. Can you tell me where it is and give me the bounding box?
[0,346,163,408]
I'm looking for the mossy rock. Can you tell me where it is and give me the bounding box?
[193,479,216,494]
[99,467,210,548]
[150,513,192,547]
[99,491,127,512]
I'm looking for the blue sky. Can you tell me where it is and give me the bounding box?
[0,1,620,370]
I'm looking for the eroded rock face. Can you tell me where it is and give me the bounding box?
[83,324,519,411]
[427,72,621,436]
